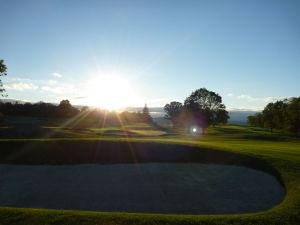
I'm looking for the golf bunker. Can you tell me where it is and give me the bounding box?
[0,141,285,214]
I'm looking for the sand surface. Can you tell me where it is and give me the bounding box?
[0,163,284,214]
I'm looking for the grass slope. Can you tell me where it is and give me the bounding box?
[0,125,299,225]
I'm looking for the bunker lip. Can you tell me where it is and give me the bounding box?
[0,141,286,214]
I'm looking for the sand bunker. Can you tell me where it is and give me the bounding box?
[0,163,284,214]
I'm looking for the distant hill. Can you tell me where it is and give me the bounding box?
[228,110,259,125]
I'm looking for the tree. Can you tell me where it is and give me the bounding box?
[247,98,299,134]
[184,88,229,129]
[248,113,263,127]
[284,97,300,134]
[272,100,288,130]
[163,101,183,127]
[142,103,150,115]
[56,100,78,118]
[262,102,275,132]
[0,60,8,123]
[142,103,152,123]
[0,60,7,97]
[215,107,229,125]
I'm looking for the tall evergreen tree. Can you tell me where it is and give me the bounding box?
[0,60,7,97]
[142,104,152,123]
[142,104,150,115]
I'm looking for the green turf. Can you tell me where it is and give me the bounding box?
[0,125,299,225]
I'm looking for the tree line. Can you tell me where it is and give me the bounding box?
[0,100,153,127]
[248,97,300,134]
[164,88,229,133]
[0,100,80,118]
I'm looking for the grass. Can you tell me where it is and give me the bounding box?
[41,123,167,137]
[0,125,299,224]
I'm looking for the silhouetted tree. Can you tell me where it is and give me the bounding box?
[284,97,300,134]
[142,104,152,123]
[262,102,275,132]
[164,101,183,127]
[248,113,263,127]
[142,104,149,115]
[0,100,158,127]
[0,59,7,97]
[248,98,300,134]
[272,100,288,130]
[184,88,229,129]
[215,107,229,125]
[56,100,79,117]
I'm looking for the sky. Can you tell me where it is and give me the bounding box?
[0,0,299,110]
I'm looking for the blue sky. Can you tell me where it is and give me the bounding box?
[0,0,299,110]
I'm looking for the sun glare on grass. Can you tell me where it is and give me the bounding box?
[86,75,139,110]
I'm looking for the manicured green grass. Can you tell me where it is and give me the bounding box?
[0,125,299,225]
[42,123,167,137]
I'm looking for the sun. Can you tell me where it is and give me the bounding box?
[86,75,138,110]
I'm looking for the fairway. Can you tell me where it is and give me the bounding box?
[0,163,284,214]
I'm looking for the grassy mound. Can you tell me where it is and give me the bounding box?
[0,140,282,181]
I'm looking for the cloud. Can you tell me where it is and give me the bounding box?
[41,83,77,95]
[263,96,289,102]
[47,79,58,85]
[41,86,58,93]
[227,93,234,97]
[52,72,62,78]
[74,96,88,99]
[4,76,88,105]
[227,106,263,111]
[4,82,39,91]
[233,93,290,103]
[237,95,256,101]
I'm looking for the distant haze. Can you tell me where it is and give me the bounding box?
[125,107,259,125]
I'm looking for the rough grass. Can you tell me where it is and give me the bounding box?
[0,125,299,225]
